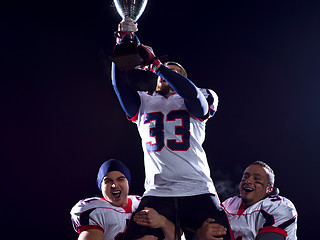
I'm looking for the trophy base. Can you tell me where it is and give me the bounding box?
[110,52,143,71]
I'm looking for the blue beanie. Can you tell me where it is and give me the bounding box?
[96,159,131,190]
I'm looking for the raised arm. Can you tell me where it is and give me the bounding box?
[111,63,141,119]
[137,44,209,118]
[156,65,209,118]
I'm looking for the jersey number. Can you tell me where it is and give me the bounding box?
[144,110,190,152]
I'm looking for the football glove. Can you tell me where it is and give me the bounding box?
[136,44,161,73]
[116,17,138,44]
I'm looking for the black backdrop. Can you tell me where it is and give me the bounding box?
[2,0,319,239]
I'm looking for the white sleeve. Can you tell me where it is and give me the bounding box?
[260,196,298,239]
[200,88,218,117]
[70,198,106,233]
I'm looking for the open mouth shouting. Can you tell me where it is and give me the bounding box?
[112,190,121,200]
[101,171,129,207]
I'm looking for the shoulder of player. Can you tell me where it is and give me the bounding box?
[128,195,142,210]
[128,195,142,202]
[264,195,296,208]
[199,88,218,99]
[261,195,297,216]
[71,197,112,214]
[199,88,218,115]
[222,195,242,210]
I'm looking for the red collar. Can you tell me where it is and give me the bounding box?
[237,201,246,215]
[121,198,133,213]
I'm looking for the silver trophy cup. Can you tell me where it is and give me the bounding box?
[110,0,149,70]
[113,0,148,22]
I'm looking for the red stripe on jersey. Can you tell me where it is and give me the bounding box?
[237,201,246,215]
[258,226,287,238]
[77,225,104,233]
[121,197,133,213]
[127,111,139,122]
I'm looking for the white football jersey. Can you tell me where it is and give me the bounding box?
[130,88,218,197]
[70,196,141,240]
[223,195,298,240]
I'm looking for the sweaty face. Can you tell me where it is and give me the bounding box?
[101,171,129,207]
[155,65,183,96]
[239,164,273,208]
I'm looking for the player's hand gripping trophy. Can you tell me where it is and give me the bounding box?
[110,0,149,71]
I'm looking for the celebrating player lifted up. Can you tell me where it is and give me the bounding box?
[111,19,232,240]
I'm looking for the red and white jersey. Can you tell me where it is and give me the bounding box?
[223,195,298,240]
[70,195,141,240]
[130,88,218,197]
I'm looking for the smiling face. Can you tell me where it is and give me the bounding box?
[239,164,273,208]
[101,171,129,207]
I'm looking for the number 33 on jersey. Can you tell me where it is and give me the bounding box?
[129,88,218,197]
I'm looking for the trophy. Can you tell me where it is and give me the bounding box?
[110,0,149,71]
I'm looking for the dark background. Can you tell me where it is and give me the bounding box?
[2,0,319,239]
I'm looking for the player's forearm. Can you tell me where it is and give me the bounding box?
[156,65,199,99]
[111,63,141,118]
[156,65,208,117]
[160,219,179,240]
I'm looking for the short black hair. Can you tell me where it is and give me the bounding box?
[249,161,275,187]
